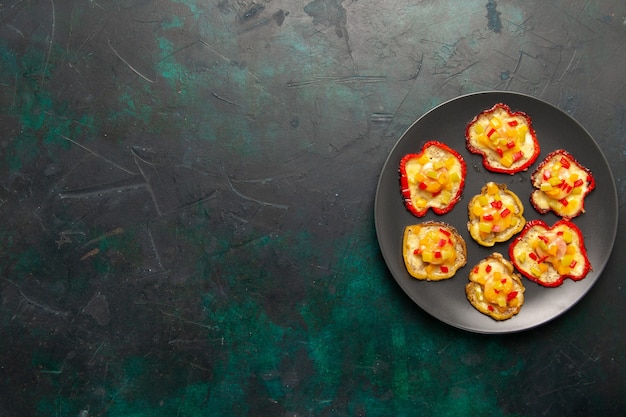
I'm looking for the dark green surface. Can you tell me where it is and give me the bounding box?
[0,0,624,416]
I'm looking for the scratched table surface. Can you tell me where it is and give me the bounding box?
[0,0,625,416]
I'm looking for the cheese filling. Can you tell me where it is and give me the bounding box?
[470,259,522,309]
[404,149,464,211]
[469,182,523,240]
[511,224,587,278]
[532,155,589,216]
[468,107,535,169]
[405,226,459,275]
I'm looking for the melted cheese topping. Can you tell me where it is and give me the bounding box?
[467,106,536,170]
[468,182,525,245]
[404,146,464,211]
[469,256,524,311]
[404,224,464,278]
[531,154,591,217]
[511,224,588,284]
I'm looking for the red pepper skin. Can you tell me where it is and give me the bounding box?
[508,219,592,288]
[530,149,596,220]
[465,103,540,174]
[399,141,467,217]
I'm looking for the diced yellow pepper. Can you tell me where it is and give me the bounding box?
[557,266,570,275]
[487,183,499,195]
[548,244,558,256]
[561,254,573,268]
[478,195,489,206]
[548,177,562,186]
[540,183,553,192]
[479,222,492,233]
[516,125,528,135]
[505,127,517,138]
[427,182,442,193]
[490,117,502,129]
[499,215,512,229]
[449,171,461,183]
[440,191,451,205]
[442,248,455,260]
[501,155,513,167]
[418,154,429,165]
[563,229,574,243]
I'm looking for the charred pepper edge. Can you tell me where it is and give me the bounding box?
[508,219,592,287]
[465,103,541,175]
[530,149,596,219]
[399,140,467,217]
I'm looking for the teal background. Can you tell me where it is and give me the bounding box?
[0,0,624,416]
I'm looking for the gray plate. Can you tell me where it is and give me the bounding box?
[374,91,618,334]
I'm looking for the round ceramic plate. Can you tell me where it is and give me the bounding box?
[374,91,618,334]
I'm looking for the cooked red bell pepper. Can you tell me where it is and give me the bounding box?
[530,149,595,220]
[399,141,467,217]
[465,103,540,174]
[508,219,591,287]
